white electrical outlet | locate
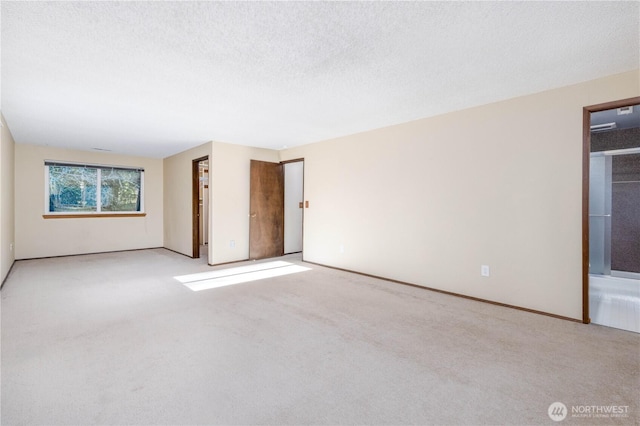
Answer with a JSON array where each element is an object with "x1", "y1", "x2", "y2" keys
[
  {"x1": 481, "y1": 265, "x2": 490, "y2": 277},
  {"x1": 230, "y1": 240, "x2": 235, "y2": 248},
  {"x1": 9, "y1": 243, "x2": 13, "y2": 251},
  {"x1": 339, "y1": 244, "x2": 344, "y2": 253}
]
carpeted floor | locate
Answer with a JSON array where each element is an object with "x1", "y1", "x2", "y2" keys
[{"x1": 1, "y1": 248, "x2": 638, "y2": 425}]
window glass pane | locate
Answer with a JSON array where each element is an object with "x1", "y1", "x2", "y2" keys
[
  {"x1": 100, "y1": 168, "x2": 141, "y2": 212},
  {"x1": 49, "y1": 166, "x2": 98, "y2": 212}
]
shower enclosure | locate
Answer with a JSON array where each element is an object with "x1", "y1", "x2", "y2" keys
[
  {"x1": 588, "y1": 103, "x2": 640, "y2": 333},
  {"x1": 589, "y1": 147, "x2": 640, "y2": 332}
]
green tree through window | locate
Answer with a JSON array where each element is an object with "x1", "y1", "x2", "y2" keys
[
  {"x1": 101, "y1": 169, "x2": 141, "y2": 212},
  {"x1": 46, "y1": 162, "x2": 143, "y2": 214},
  {"x1": 49, "y1": 166, "x2": 98, "y2": 212}
]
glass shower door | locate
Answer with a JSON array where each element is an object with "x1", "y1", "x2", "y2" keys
[{"x1": 589, "y1": 154, "x2": 612, "y2": 276}]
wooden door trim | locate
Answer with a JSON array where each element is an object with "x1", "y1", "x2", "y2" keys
[
  {"x1": 582, "y1": 96, "x2": 640, "y2": 324},
  {"x1": 281, "y1": 158, "x2": 305, "y2": 165},
  {"x1": 192, "y1": 156, "x2": 208, "y2": 259}
]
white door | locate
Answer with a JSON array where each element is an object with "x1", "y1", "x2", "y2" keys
[{"x1": 284, "y1": 162, "x2": 303, "y2": 254}]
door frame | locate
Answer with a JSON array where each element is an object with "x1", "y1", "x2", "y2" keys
[
  {"x1": 582, "y1": 96, "x2": 640, "y2": 324},
  {"x1": 192, "y1": 155, "x2": 209, "y2": 259}
]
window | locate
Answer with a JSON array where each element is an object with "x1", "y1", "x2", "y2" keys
[{"x1": 45, "y1": 161, "x2": 144, "y2": 216}]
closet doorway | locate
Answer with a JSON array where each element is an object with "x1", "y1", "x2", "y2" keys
[
  {"x1": 192, "y1": 156, "x2": 209, "y2": 260},
  {"x1": 248, "y1": 159, "x2": 304, "y2": 260}
]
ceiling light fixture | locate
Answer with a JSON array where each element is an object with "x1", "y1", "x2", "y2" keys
[{"x1": 590, "y1": 122, "x2": 617, "y2": 132}]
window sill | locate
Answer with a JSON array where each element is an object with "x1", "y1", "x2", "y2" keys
[{"x1": 43, "y1": 213, "x2": 147, "y2": 219}]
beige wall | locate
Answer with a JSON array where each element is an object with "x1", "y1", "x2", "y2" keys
[
  {"x1": 14, "y1": 144, "x2": 163, "y2": 259},
  {"x1": 162, "y1": 141, "x2": 278, "y2": 265},
  {"x1": 210, "y1": 141, "x2": 279, "y2": 264},
  {"x1": 3, "y1": 69, "x2": 637, "y2": 319},
  {"x1": 280, "y1": 70, "x2": 640, "y2": 320},
  {"x1": 163, "y1": 142, "x2": 212, "y2": 260},
  {"x1": 1, "y1": 114, "x2": 16, "y2": 282}
]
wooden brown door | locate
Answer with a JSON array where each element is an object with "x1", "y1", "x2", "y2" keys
[{"x1": 249, "y1": 160, "x2": 284, "y2": 259}]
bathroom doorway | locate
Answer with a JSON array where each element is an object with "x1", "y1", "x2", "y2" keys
[{"x1": 586, "y1": 101, "x2": 640, "y2": 332}]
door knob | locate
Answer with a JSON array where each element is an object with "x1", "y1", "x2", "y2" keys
[{"x1": 250, "y1": 213, "x2": 257, "y2": 218}]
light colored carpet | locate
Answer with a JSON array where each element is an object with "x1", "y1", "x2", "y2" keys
[{"x1": 1, "y1": 249, "x2": 638, "y2": 425}]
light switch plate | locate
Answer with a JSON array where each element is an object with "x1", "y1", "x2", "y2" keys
[{"x1": 481, "y1": 265, "x2": 490, "y2": 277}]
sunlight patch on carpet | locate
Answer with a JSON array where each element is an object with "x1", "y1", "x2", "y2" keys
[{"x1": 175, "y1": 261, "x2": 311, "y2": 291}]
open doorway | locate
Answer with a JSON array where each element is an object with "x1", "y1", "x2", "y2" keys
[
  {"x1": 248, "y1": 159, "x2": 304, "y2": 260},
  {"x1": 583, "y1": 97, "x2": 640, "y2": 332},
  {"x1": 192, "y1": 156, "x2": 209, "y2": 260}
]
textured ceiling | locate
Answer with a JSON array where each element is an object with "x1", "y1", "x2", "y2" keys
[{"x1": 1, "y1": 1, "x2": 639, "y2": 158}]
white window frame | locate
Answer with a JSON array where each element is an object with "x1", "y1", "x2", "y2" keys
[{"x1": 44, "y1": 161, "x2": 145, "y2": 216}]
